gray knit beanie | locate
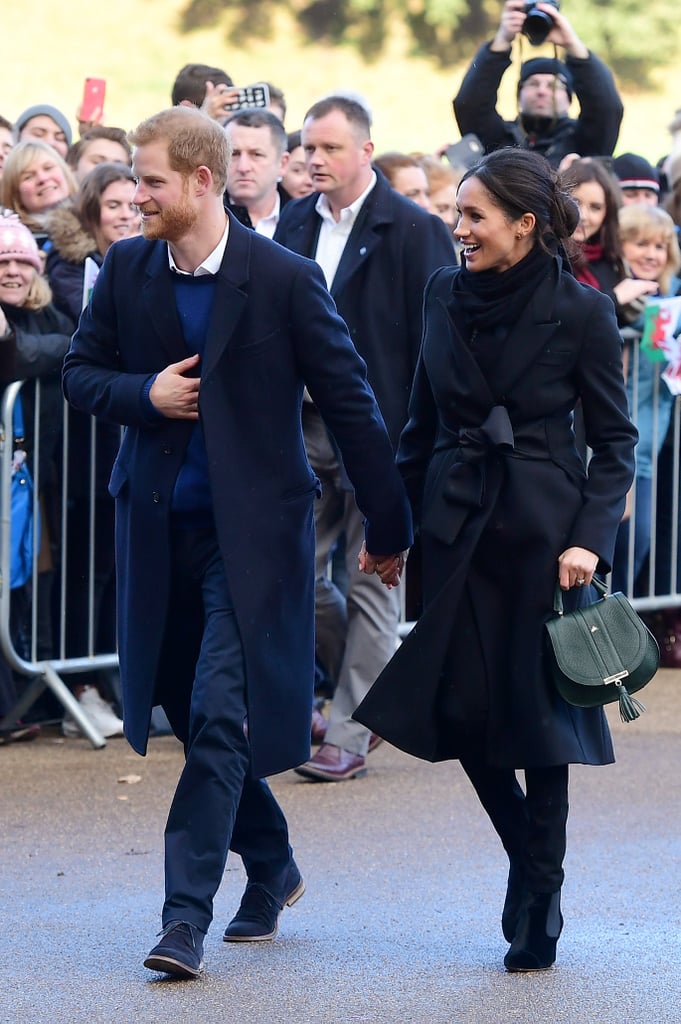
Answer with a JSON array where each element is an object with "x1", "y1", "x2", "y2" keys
[{"x1": 14, "y1": 104, "x2": 72, "y2": 146}]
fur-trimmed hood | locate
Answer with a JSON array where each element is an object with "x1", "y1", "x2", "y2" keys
[{"x1": 45, "y1": 203, "x2": 97, "y2": 265}]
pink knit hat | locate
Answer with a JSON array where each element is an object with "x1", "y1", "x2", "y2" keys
[{"x1": 0, "y1": 214, "x2": 42, "y2": 272}]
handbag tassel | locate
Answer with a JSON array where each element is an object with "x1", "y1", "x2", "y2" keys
[{"x1": 616, "y1": 682, "x2": 646, "y2": 723}]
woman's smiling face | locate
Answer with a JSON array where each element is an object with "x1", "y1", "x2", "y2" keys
[
  {"x1": 454, "y1": 175, "x2": 534, "y2": 273},
  {"x1": 571, "y1": 180, "x2": 607, "y2": 244},
  {"x1": 0, "y1": 258, "x2": 34, "y2": 307},
  {"x1": 18, "y1": 153, "x2": 71, "y2": 213},
  {"x1": 622, "y1": 233, "x2": 668, "y2": 282}
]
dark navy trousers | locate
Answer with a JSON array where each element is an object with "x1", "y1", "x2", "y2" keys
[{"x1": 157, "y1": 528, "x2": 292, "y2": 934}]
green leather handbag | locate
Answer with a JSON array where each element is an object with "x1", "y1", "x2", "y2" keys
[{"x1": 545, "y1": 577, "x2": 659, "y2": 722}]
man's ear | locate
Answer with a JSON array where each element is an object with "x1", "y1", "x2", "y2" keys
[
  {"x1": 278, "y1": 151, "x2": 290, "y2": 180},
  {"x1": 362, "y1": 139, "x2": 374, "y2": 165},
  {"x1": 194, "y1": 164, "x2": 213, "y2": 195}
]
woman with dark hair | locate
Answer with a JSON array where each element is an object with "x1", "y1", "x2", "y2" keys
[
  {"x1": 560, "y1": 157, "x2": 624, "y2": 294},
  {"x1": 45, "y1": 161, "x2": 139, "y2": 321},
  {"x1": 560, "y1": 157, "x2": 657, "y2": 319},
  {"x1": 356, "y1": 148, "x2": 637, "y2": 972},
  {"x1": 281, "y1": 130, "x2": 314, "y2": 199}
]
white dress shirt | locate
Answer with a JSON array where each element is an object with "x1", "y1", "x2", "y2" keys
[{"x1": 313, "y1": 172, "x2": 377, "y2": 289}]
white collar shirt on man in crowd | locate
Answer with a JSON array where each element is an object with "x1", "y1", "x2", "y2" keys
[
  {"x1": 313, "y1": 171, "x2": 376, "y2": 289},
  {"x1": 254, "y1": 191, "x2": 281, "y2": 239}
]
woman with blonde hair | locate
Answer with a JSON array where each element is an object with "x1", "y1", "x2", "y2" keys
[
  {"x1": 612, "y1": 203, "x2": 681, "y2": 594},
  {"x1": 1, "y1": 140, "x2": 77, "y2": 243}
]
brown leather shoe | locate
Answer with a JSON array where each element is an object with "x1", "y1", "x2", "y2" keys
[
  {"x1": 311, "y1": 707, "x2": 328, "y2": 744},
  {"x1": 295, "y1": 743, "x2": 367, "y2": 782}
]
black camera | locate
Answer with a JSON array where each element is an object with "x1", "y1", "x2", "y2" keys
[{"x1": 522, "y1": 0, "x2": 560, "y2": 46}]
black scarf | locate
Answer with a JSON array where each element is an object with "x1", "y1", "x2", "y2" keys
[{"x1": 451, "y1": 244, "x2": 555, "y2": 334}]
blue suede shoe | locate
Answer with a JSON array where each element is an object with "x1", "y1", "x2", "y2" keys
[
  {"x1": 144, "y1": 921, "x2": 204, "y2": 978},
  {"x1": 223, "y1": 860, "x2": 305, "y2": 942}
]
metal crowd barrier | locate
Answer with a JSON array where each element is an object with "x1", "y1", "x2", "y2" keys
[
  {"x1": 0, "y1": 380, "x2": 119, "y2": 748},
  {"x1": 2, "y1": 355, "x2": 680, "y2": 742}
]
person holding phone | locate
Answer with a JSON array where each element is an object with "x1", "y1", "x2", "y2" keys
[{"x1": 453, "y1": 0, "x2": 623, "y2": 168}]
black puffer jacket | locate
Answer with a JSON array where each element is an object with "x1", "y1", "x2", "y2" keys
[
  {"x1": 453, "y1": 44, "x2": 623, "y2": 168},
  {"x1": 44, "y1": 203, "x2": 102, "y2": 325}
]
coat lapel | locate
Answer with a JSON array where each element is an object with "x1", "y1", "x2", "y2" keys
[
  {"x1": 331, "y1": 174, "x2": 392, "y2": 300},
  {"x1": 438, "y1": 294, "x2": 496, "y2": 411},
  {"x1": 277, "y1": 197, "x2": 321, "y2": 258},
  {"x1": 142, "y1": 242, "x2": 186, "y2": 365},
  {"x1": 202, "y1": 213, "x2": 249, "y2": 380}
]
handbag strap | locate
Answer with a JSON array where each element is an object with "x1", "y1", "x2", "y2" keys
[{"x1": 553, "y1": 575, "x2": 608, "y2": 615}]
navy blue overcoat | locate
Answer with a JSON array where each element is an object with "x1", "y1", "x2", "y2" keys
[{"x1": 63, "y1": 215, "x2": 413, "y2": 777}]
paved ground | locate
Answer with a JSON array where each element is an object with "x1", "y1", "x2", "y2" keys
[{"x1": 2, "y1": 671, "x2": 680, "y2": 1024}]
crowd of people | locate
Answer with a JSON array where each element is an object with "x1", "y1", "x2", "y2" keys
[{"x1": 1, "y1": 0, "x2": 681, "y2": 979}]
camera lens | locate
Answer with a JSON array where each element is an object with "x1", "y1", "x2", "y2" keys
[{"x1": 522, "y1": 2, "x2": 558, "y2": 46}]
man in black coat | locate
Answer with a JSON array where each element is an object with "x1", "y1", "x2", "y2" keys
[
  {"x1": 62, "y1": 105, "x2": 412, "y2": 979},
  {"x1": 274, "y1": 95, "x2": 456, "y2": 782},
  {"x1": 453, "y1": 0, "x2": 623, "y2": 169}
]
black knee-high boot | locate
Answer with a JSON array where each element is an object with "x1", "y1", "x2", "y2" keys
[
  {"x1": 504, "y1": 765, "x2": 569, "y2": 972},
  {"x1": 459, "y1": 755, "x2": 529, "y2": 942}
]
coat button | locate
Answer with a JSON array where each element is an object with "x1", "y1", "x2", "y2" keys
[
  {"x1": 162, "y1": 445, "x2": 173, "y2": 455},
  {"x1": 152, "y1": 491, "x2": 161, "y2": 503}
]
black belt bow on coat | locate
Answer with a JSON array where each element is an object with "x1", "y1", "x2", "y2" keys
[{"x1": 422, "y1": 404, "x2": 515, "y2": 546}]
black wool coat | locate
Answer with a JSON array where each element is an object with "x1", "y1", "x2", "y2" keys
[
  {"x1": 355, "y1": 259, "x2": 638, "y2": 768},
  {"x1": 62, "y1": 214, "x2": 413, "y2": 777}
]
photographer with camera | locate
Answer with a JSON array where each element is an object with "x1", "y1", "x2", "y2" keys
[{"x1": 453, "y1": 0, "x2": 623, "y2": 169}]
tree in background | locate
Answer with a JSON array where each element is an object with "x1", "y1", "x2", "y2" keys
[{"x1": 179, "y1": 0, "x2": 679, "y2": 88}]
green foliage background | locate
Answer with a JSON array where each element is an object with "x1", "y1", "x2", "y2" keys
[
  {"x1": 2, "y1": 0, "x2": 680, "y2": 160},
  {"x1": 178, "y1": 0, "x2": 681, "y2": 88}
]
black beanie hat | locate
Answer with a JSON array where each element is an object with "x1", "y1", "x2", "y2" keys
[
  {"x1": 518, "y1": 58, "x2": 574, "y2": 101},
  {"x1": 612, "y1": 152, "x2": 660, "y2": 193}
]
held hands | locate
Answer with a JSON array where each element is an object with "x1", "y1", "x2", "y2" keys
[
  {"x1": 557, "y1": 546, "x2": 599, "y2": 590},
  {"x1": 149, "y1": 353, "x2": 201, "y2": 420},
  {"x1": 358, "y1": 542, "x2": 408, "y2": 589}
]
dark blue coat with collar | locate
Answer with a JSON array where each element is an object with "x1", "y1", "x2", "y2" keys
[
  {"x1": 274, "y1": 169, "x2": 457, "y2": 450},
  {"x1": 62, "y1": 213, "x2": 413, "y2": 777}
]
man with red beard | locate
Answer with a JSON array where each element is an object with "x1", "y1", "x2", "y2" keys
[{"x1": 63, "y1": 105, "x2": 412, "y2": 979}]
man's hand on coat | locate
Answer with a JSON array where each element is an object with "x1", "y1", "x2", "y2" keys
[
  {"x1": 359, "y1": 543, "x2": 408, "y2": 588},
  {"x1": 149, "y1": 353, "x2": 201, "y2": 419}
]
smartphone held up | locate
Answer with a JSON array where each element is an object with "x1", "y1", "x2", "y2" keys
[{"x1": 80, "y1": 77, "x2": 106, "y2": 124}]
